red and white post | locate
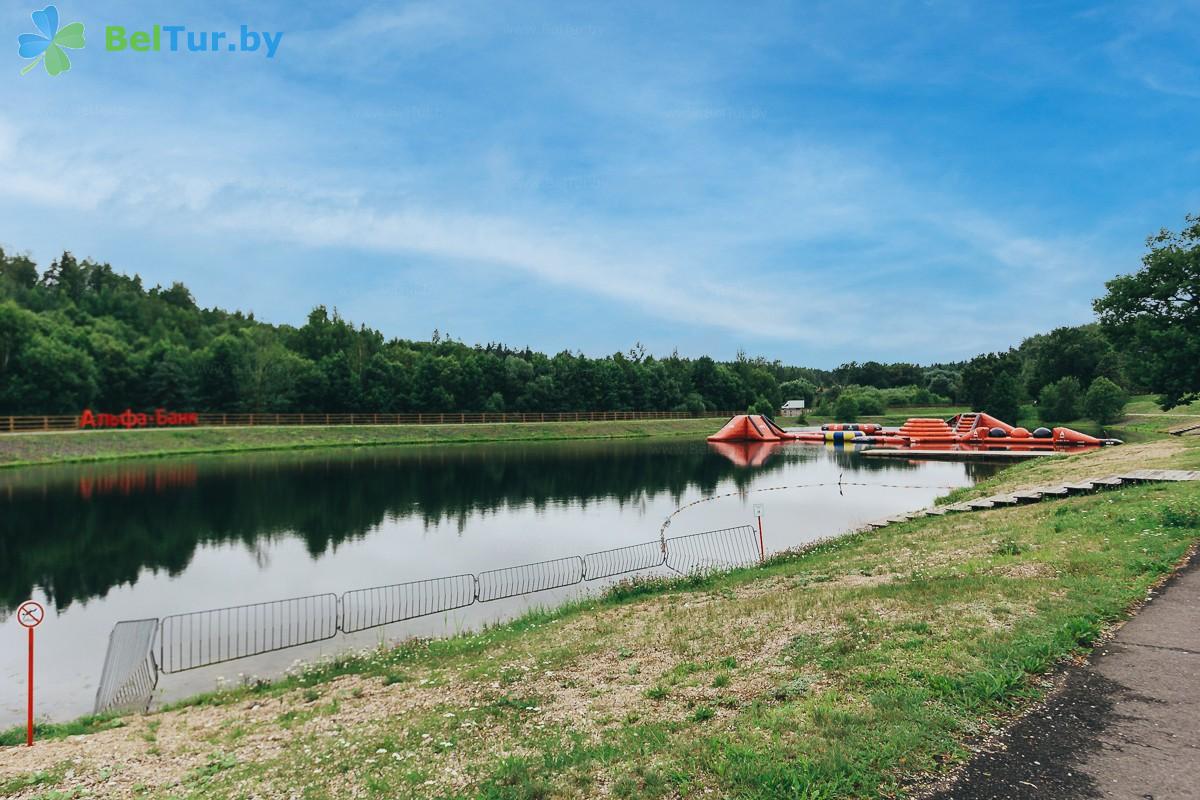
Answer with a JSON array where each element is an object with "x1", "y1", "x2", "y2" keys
[{"x1": 16, "y1": 600, "x2": 44, "y2": 747}]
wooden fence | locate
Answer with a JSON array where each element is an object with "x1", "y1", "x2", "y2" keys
[{"x1": 0, "y1": 410, "x2": 738, "y2": 434}]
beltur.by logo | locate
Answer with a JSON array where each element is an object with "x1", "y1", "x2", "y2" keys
[
  {"x1": 17, "y1": 5, "x2": 85, "y2": 76},
  {"x1": 15, "y1": 5, "x2": 284, "y2": 76},
  {"x1": 106, "y1": 24, "x2": 283, "y2": 58}
]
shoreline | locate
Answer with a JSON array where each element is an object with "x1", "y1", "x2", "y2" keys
[{"x1": 0, "y1": 417, "x2": 727, "y2": 470}]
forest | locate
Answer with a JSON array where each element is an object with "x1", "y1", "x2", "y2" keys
[
  {"x1": 0, "y1": 249, "x2": 827, "y2": 416},
  {"x1": 0, "y1": 215, "x2": 1195, "y2": 420}
]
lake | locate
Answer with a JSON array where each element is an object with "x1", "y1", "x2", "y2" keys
[{"x1": 0, "y1": 437, "x2": 1003, "y2": 726}]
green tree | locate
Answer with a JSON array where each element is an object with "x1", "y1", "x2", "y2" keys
[
  {"x1": 1094, "y1": 215, "x2": 1200, "y2": 409},
  {"x1": 1037, "y1": 382, "x2": 1060, "y2": 423},
  {"x1": 884, "y1": 362, "x2": 923, "y2": 388},
  {"x1": 144, "y1": 345, "x2": 197, "y2": 408},
  {"x1": 924, "y1": 368, "x2": 960, "y2": 400},
  {"x1": 0, "y1": 301, "x2": 36, "y2": 392},
  {"x1": 0, "y1": 250, "x2": 38, "y2": 290},
  {"x1": 987, "y1": 372, "x2": 1022, "y2": 423},
  {"x1": 197, "y1": 334, "x2": 247, "y2": 411},
  {"x1": 85, "y1": 328, "x2": 140, "y2": 409},
  {"x1": 39, "y1": 252, "x2": 86, "y2": 303},
  {"x1": 675, "y1": 392, "x2": 707, "y2": 415},
  {"x1": 834, "y1": 394, "x2": 859, "y2": 422},
  {"x1": 360, "y1": 352, "x2": 411, "y2": 412},
  {"x1": 1021, "y1": 325, "x2": 1121, "y2": 397},
  {"x1": 644, "y1": 361, "x2": 683, "y2": 410},
  {"x1": 155, "y1": 281, "x2": 196, "y2": 310},
  {"x1": 748, "y1": 396, "x2": 775, "y2": 416},
  {"x1": 1084, "y1": 376, "x2": 1128, "y2": 425},
  {"x1": 6, "y1": 334, "x2": 98, "y2": 412},
  {"x1": 778, "y1": 378, "x2": 816, "y2": 407},
  {"x1": 239, "y1": 329, "x2": 308, "y2": 412},
  {"x1": 842, "y1": 386, "x2": 886, "y2": 415},
  {"x1": 318, "y1": 351, "x2": 358, "y2": 412},
  {"x1": 519, "y1": 374, "x2": 558, "y2": 411},
  {"x1": 1038, "y1": 376, "x2": 1082, "y2": 423},
  {"x1": 503, "y1": 355, "x2": 534, "y2": 399},
  {"x1": 961, "y1": 352, "x2": 1023, "y2": 419}
]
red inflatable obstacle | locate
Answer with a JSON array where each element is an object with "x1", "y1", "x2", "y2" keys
[
  {"x1": 707, "y1": 411, "x2": 1121, "y2": 448},
  {"x1": 1053, "y1": 427, "x2": 1106, "y2": 446},
  {"x1": 707, "y1": 414, "x2": 797, "y2": 442}
]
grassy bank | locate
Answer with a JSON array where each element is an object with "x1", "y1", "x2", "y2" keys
[
  {"x1": 2, "y1": 440, "x2": 1197, "y2": 799},
  {"x1": 5, "y1": 394, "x2": 1190, "y2": 470},
  {"x1": 806, "y1": 405, "x2": 969, "y2": 426},
  {"x1": 0, "y1": 418, "x2": 726, "y2": 469}
]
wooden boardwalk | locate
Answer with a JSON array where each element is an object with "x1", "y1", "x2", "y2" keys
[{"x1": 858, "y1": 469, "x2": 1200, "y2": 531}]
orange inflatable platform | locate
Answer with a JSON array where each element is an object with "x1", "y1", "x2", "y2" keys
[
  {"x1": 707, "y1": 412, "x2": 1120, "y2": 448},
  {"x1": 897, "y1": 418, "x2": 957, "y2": 443},
  {"x1": 707, "y1": 414, "x2": 797, "y2": 442}
]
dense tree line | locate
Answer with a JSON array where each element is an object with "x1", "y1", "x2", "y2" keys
[
  {"x1": 2, "y1": 213, "x2": 1195, "y2": 418},
  {"x1": 0, "y1": 249, "x2": 828, "y2": 415}
]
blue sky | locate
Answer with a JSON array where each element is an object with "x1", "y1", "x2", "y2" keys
[{"x1": 2, "y1": 1, "x2": 1198, "y2": 366}]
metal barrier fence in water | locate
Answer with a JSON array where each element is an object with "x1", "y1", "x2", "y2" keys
[
  {"x1": 341, "y1": 575, "x2": 477, "y2": 634},
  {"x1": 583, "y1": 540, "x2": 666, "y2": 581},
  {"x1": 159, "y1": 594, "x2": 340, "y2": 673},
  {"x1": 477, "y1": 556, "x2": 586, "y2": 602},
  {"x1": 664, "y1": 526, "x2": 761, "y2": 574},
  {"x1": 94, "y1": 619, "x2": 160, "y2": 715},
  {"x1": 94, "y1": 525, "x2": 759, "y2": 714}
]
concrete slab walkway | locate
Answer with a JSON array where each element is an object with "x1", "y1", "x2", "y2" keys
[{"x1": 927, "y1": 550, "x2": 1200, "y2": 799}]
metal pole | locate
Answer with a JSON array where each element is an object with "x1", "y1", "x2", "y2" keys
[
  {"x1": 27, "y1": 626, "x2": 34, "y2": 746},
  {"x1": 756, "y1": 515, "x2": 765, "y2": 562}
]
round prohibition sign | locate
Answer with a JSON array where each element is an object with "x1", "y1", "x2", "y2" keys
[{"x1": 17, "y1": 601, "x2": 44, "y2": 629}]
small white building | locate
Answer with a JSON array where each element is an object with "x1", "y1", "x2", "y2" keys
[{"x1": 780, "y1": 399, "x2": 806, "y2": 417}]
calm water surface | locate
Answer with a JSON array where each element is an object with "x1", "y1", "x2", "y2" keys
[{"x1": 0, "y1": 437, "x2": 1003, "y2": 725}]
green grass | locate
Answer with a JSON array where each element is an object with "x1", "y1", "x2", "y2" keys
[
  {"x1": 0, "y1": 417, "x2": 725, "y2": 469},
  {"x1": 0, "y1": 714, "x2": 124, "y2": 748},
  {"x1": 6, "y1": 455, "x2": 1196, "y2": 799},
  {"x1": 0, "y1": 765, "x2": 68, "y2": 797},
  {"x1": 1123, "y1": 394, "x2": 1200, "y2": 416}
]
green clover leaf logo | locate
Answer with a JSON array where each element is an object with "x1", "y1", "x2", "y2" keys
[{"x1": 18, "y1": 5, "x2": 85, "y2": 76}]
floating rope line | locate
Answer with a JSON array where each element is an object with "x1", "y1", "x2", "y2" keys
[{"x1": 657, "y1": 474, "x2": 964, "y2": 545}]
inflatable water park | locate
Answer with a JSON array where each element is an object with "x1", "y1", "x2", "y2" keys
[{"x1": 708, "y1": 412, "x2": 1121, "y2": 457}]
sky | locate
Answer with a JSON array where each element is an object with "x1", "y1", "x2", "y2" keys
[{"x1": 2, "y1": 1, "x2": 1198, "y2": 367}]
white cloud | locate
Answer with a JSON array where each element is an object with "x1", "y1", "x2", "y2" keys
[
  {"x1": 0, "y1": 97, "x2": 1117, "y2": 357},
  {"x1": 0, "y1": 0, "x2": 1152, "y2": 362}
]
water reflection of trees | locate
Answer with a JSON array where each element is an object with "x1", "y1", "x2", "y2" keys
[{"x1": 0, "y1": 441, "x2": 790, "y2": 612}]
